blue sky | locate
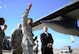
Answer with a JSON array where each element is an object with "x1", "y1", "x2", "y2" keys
[{"x1": 0, "y1": 0, "x2": 79, "y2": 49}]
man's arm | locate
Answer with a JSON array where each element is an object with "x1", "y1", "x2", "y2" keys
[
  {"x1": 47, "y1": 33, "x2": 54, "y2": 48},
  {"x1": 11, "y1": 31, "x2": 15, "y2": 49},
  {"x1": 40, "y1": 34, "x2": 46, "y2": 44},
  {"x1": 22, "y1": 2, "x2": 32, "y2": 26},
  {"x1": 27, "y1": 1, "x2": 32, "y2": 10},
  {"x1": 11, "y1": 33, "x2": 14, "y2": 48}
]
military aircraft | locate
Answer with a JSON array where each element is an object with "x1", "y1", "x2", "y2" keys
[{"x1": 32, "y1": 0, "x2": 79, "y2": 38}]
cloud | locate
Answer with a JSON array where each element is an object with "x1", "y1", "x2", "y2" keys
[
  {"x1": 0, "y1": 1, "x2": 6, "y2": 9},
  {"x1": 0, "y1": 1, "x2": 2, "y2": 9},
  {"x1": 0, "y1": 6, "x2": 2, "y2": 9}
]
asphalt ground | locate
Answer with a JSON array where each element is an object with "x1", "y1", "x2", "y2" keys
[{"x1": 3, "y1": 49, "x2": 79, "y2": 54}]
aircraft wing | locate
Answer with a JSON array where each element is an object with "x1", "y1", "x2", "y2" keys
[{"x1": 32, "y1": 1, "x2": 79, "y2": 36}]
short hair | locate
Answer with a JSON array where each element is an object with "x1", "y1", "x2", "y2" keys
[
  {"x1": 33, "y1": 36, "x2": 37, "y2": 41},
  {"x1": 35, "y1": 36, "x2": 37, "y2": 39},
  {"x1": 0, "y1": 17, "x2": 5, "y2": 25},
  {"x1": 28, "y1": 18, "x2": 33, "y2": 21},
  {"x1": 0, "y1": 17, "x2": 5, "y2": 22},
  {"x1": 4, "y1": 24, "x2": 7, "y2": 28},
  {"x1": 17, "y1": 23, "x2": 22, "y2": 28}
]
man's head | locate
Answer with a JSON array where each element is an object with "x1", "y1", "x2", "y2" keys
[
  {"x1": 0, "y1": 17, "x2": 5, "y2": 25},
  {"x1": 17, "y1": 24, "x2": 22, "y2": 29},
  {"x1": 1, "y1": 24, "x2": 7, "y2": 31},
  {"x1": 43, "y1": 26, "x2": 48, "y2": 32},
  {"x1": 33, "y1": 36, "x2": 37, "y2": 41},
  {"x1": 27, "y1": 18, "x2": 33, "y2": 26}
]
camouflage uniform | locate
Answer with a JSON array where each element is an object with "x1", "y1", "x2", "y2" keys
[
  {"x1": 11, "y1": 29, "x2": 23, "y2": 54},
  {"x1": 22, "y1": 9, "x2": 33, "y2": 54},
  {"x1": 0, "y1": 28, "x2": 5, "y2": 54}
]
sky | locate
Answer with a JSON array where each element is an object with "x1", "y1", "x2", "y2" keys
[{"x1": 0, "y1": 0, "x2": 79, "y2": 49}]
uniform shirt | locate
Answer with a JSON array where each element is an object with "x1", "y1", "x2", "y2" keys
[
  {"x1": 22, "y1": 9, "x2": 33, "y2": 47},
  {"x1": 0, "y1": 28, "x2": 5, "y2": 43},
  {"x1": 11, "y1": 29, "x2": 23, "y2": 48}
]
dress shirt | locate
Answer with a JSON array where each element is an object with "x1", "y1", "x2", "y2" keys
[{"x1": 45, "y1": 32, "x2": 48, "y2": 37}]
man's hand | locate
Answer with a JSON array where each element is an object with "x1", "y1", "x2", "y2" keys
[
  {"x1": 47, "y1": 43, "x2": 52, "y2": 48},
  {"x1": 28, "y1": 1, "x2": 32, "y2": 10}
]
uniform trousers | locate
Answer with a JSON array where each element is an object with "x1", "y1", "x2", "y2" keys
[
  {"x1": 23, "y1": 46, "x2": 33, "y2": 54},
  {"x1": 12, "y1": 45, "x2": 22, "y2": 54}
]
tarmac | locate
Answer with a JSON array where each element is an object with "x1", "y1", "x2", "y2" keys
[{"x1": 3, "y1": 49, "x2": 79, "y2": 54}]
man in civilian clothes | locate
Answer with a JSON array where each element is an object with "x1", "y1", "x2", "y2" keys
[{"x1": 40, "y1": 26, "x2": 54, "y2": 54}]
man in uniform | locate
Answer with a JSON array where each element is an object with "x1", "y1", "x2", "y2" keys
[
  {"x1": 21, "y1": 1, "x2": 34, "y2": 54},
  {"x1": 1, "y1": 24, "x2": 8, "y2": 50},
  {"x1": 11, "y1": 24, "x2": 23, "y2": 54},
  {"x1": 0, "y1": 18, "x2": 5, "y2": 54}
]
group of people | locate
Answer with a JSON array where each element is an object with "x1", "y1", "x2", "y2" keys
[{"x1": 0, "y1": 1, "x2": 54, "y2": 54}]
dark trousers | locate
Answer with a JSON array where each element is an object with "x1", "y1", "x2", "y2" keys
[
  {"x1": 0, "y1": 43, "x2": 3, "y2": 54},
  {"x1": 41, "y1": 47, "x2": 53, "y2": 54}
]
